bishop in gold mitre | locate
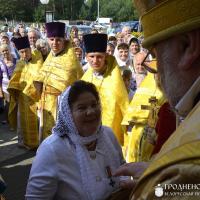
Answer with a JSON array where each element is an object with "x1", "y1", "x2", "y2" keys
[{"x1": 110, "y1": 0, "x2": 200, "y2": 199}]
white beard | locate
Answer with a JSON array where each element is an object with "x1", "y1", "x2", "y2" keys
[{"x1": 158, "y1": 44, "x2": 185, "y2": 108}]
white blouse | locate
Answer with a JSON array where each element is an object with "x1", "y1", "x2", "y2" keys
[{"x1": 25, "y1": 126, "x2": 125, "y2": 200}]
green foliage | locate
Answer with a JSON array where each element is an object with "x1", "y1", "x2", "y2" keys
[
  {"x1": 0, "y1": 0, "x2": 138, "y2": 22},
  {"x1": 80, "y1": 0, "x2": 138, "y2": 22},
  {"x1": 100, "y1": 0, "x2": 137, "y2": 21},
  {"x1": 33, "y1": 5, "x2": 45, "y2": 23},
  {"x1": 0, "y1": 0, "x2": 34, "y2": 22},
  {"x1": 0, "y1": 0, "x2": 18, "y2": 21},
  {"x1": 79, "y1": 4, "x2": 90, "y2": 20}
]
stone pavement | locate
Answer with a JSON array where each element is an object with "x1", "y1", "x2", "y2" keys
[{"x1": 0, "y1": 111, "x2": 35, "y2": 200}]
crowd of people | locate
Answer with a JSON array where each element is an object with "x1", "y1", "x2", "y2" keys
[
  {"x1": 0, "y1": 20, "x2": 150, "y2": 149},
  {"x1": 1, "y1": 0, "x2": 200, "y2": 198}
]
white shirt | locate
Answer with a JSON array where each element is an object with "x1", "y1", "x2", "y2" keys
[{"x1": 25, "y1": 126, "x2": 124, "y2": 200}]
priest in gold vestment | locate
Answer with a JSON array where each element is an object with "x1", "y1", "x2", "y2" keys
[
  {"x1": 81, "y1": 33, "x2": 129, "y2": 145},
  {"x1": 34, "y1": 22, "x2": 83, "y2": 141},
  {"x1": 122, "y1": 73, "x2": 164, "y2": 162},
  {"x1": 8, "y1": 36, "x2": 43, "y2": 149},
  {"x1": 111, "y1": 1, "x2": 200, "y2": 199}
]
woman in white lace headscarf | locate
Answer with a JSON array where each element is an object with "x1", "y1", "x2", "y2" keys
[{"x1": 26, "y1": 80, "x2": 125, "y2": 200}]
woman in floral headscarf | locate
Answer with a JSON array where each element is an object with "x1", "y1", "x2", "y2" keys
[{"x1": 26, "y1": 80, "x2": 125, "y2": 200}]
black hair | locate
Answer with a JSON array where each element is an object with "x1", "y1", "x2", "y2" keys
[
  {"x1": 122, "y1": 69, "x2": 132, "y2": 78},
  {"x1": 68, "y1": 80, "x2": 100, "y2": 108},
  {"x1": 107, "y1": 42, "x2": 115, "y2": 49},
  {"x1": 117, "y1": 43, "x2": 129, "y2": 50},
  {"x1": 108, "y1": 36, "x2": 117, "y2": 41},
  {"x1": 91, "y1": 28, "x2": 99, "y2": 34},
  {"x1": 129, "y1": 37, "x2": 139, "y2": 46},
  {"x1": 70, "y1": 26, "x2": 78, "y2": 32}
]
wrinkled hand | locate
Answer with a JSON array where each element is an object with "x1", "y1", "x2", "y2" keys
[
  {"x1": 113, "y1": 162, "x2": 149, "y2": 178},
  {"x1": 113, "y1": 162, "x2": 149, "y2": 189},
  {"x1": 119, "y1": 178, "x2": 137, "y2": 189}
]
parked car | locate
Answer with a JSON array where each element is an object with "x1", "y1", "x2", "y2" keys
[
  {"x1": 66, "y1": 25, "x2": 92, "y2": 37},
  {"x1": 120, "y1": 21, "x2": 139, "y2": 32},
  {"x1": 89, "y1": 22, "x2": 107, "y2": 33}
]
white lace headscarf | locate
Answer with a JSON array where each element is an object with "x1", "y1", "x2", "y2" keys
[
  {"x1": 114, "y1": 44, "x2": 131, "y2": 68},
  {"x1": 52, "y1": 86, "x2": 121, "y2": 200}
]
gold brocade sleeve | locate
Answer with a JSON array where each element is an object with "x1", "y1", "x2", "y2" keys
[
  {"x1": 7, "y1": 60, "x2": 25, "y2": 129},
  {"x1": 8, "y1": 52, "x2": 44, "y2": 129},
  {"x1": 122, "y1": 73, "x2": 164, "y2": 162},
  {"x1": 122, "y1": 73, "x2": 164, "y2": 125},
  {"x1": 22, "y1": 51, "x2": 44, "y2": 100},
  {"x1": 130, "y1": 100, "x2": 200, "y2": 199},
  {"x1": 7, "y1": 61, "x2": 24, "y2": 93},
  {"x1": 132, "y1": 162, "x2": 200, "y2": 200}
]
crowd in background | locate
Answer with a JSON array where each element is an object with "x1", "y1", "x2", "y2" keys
[{"x1": 0, "y1": 22, "x2": 150, "y2": 125}]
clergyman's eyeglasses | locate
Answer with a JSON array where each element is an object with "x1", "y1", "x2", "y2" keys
[{"x1": 141, "y1": 50, "x2": 158, "y2": 74}]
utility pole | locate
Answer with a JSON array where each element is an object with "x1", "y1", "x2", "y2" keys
[
  {"x1": 71, "y1": 0, "x2": 73, "y2": 20},
  {"x1": 97, "y1": 0, "x2": 99, "y2": 23}
]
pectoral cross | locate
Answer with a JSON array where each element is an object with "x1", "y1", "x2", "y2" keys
[
  {"x1": 109, "y1": 178, "x2": 115, "y2": 187},
  {"x1": 141, "y1": 96, "x2": 159, "y2": 128},
  {"x1": 106, "y1": 166, "x2": 116, "y2": 187}
]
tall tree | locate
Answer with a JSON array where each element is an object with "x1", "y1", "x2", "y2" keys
[
  {"x1": 33, "y1": 4, "x2": 45, "y2": 23},
  {"x1": 79, "y1": 0, "x2": 138, "y2": 22},
  {"x1": 0, "y1": 0, "x2": 34, "y2": 22},
  {"x1": 79, "y1": 0, "x2": 97, "y2": 21},
  {"x1": 0, "y1": 0, "x2": 18, "y2": 21},
  {"x1": 100, "y1": 0, "x2": 136, "y2": 21},
  {"x1": 0, "y1": 0, "x2": 138, "y2": 23}
]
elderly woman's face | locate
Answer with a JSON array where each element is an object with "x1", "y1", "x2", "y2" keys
[
  {"x1": 1, "y1": 47, "x2": 10, "y2": 58},
  {"x1": 71, "y1": 92, "x2": 101, "y2": 137},
  {"x1": 1, "y1": 36, "x2": 9, "y2": 45},
  {"x1": 28, "y1": 32, "x2": 38, "y2": 46},
  {"x1": 37, "y1": 44, "x2": 49, "y2": 56},
  {"x1": 118, "y1": 48, "x2": 129, "y2": 62},
  {"x1": 130, "y1": 42, "x2": 140, "y2": 55}
]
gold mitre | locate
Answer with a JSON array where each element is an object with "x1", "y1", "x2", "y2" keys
[{"x1": 134, "y1": 0, "x2": 200, "y2": 48}]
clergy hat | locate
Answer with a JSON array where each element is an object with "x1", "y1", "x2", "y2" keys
[
  {"x1": 45, "y1": 22, "x2": 65, "y2": 38},
  {"x1": 83, "y1": 33, "x2": 108, "y2": 53},
  {"x1": 12, "y1": 36, "x2": 30, "y2": 50},
  {"x1": 134, "y1": 0, "x2": 200, "y2": 48}
]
